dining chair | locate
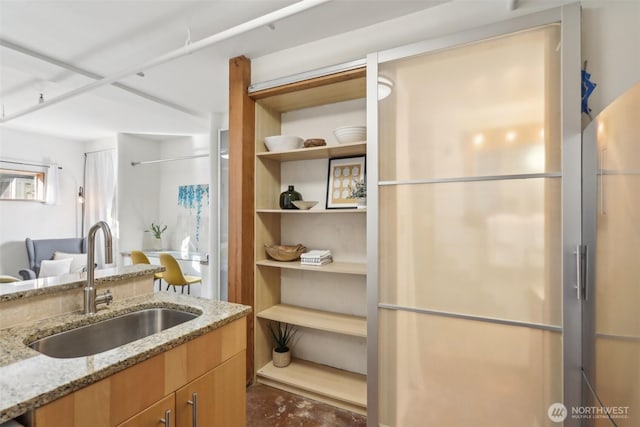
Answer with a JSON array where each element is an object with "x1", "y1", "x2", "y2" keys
[
  {"x1": 159, "y1": 253, "x2": 201, "y2": 295},
  {"x1": 130, "y1": 250, "x2": 164, "y2": 291}
]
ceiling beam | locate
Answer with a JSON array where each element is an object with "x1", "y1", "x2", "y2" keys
[
  {"x1": 0, "y1": 38, "x2": 205, "y2": 119},
  {"x1": 0, "y1": 0, "x2": 332, "y2": 124}
]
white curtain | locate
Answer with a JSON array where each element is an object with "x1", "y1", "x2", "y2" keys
[
  {"x1": 44, "y1": 163, "x2": 59, "y2": 205},
  {"x1": 84, "y1": 150, "x2": 117, "y2": 266}
]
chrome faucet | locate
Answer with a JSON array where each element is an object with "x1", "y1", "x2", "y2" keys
[{"x1": 84, "y1": 221, "x2": 114, "y2": 315}]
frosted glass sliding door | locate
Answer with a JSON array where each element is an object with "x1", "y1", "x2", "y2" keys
[
  {"x1": 370, "y1": 13, "x2": 581, "y2": 425},
  {"x1": 583, "y1": 82, "x2": 640, "y2": 427}
]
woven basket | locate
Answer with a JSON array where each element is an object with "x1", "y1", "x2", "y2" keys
[{"x1": 264, "y1": 244, "x2": 306, "y2": 262}]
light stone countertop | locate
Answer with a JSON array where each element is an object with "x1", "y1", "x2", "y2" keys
[
  {"x1": 0, "y1": 264, "x2": 165, "y2": 302},
  {"x1": 0, "y1": 292, "x2": 251, "y2": 423}
]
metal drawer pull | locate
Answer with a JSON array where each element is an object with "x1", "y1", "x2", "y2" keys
[
  {"x1": 187, "y1": 392, "x2": 198, "y2": 427},
  {"x1": 160, "y1": 409, "x2": 171, "y2": 427}
]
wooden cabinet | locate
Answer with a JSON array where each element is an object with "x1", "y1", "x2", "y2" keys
[
  {"x1": 32, "y1": 317, "x2": 246, "y2": 427},
  {"x1": 175, "y1": 352, "x2": 246, "y2": 427},
  {"x1": 117, "y1": 351, "x2": 246, "y2": 427},
  {"x1": 248, "y1": 67, "x2": 367, "y2": 415}
]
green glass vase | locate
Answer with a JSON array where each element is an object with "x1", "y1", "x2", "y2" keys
[{"x1": 279, "y1": 185, "x2": 302, "y2": 209}]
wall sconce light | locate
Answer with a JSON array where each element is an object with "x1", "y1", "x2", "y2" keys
[
  {"x1": 378, "y1": 76, "x2": 394, "y2": 100},
  {"x1": 77, "y1": 186, "x2": 84, "y2": 204}
]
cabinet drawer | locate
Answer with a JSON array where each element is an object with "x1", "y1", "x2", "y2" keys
[{"x1": 117, "y1": 394, "x2": 175, "y2": 427}]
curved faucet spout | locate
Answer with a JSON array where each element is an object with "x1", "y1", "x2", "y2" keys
[{"x1": 84, "y1": 221, "x2": 114, "y2": 315}]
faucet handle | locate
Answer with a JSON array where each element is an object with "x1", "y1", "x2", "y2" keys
[{"x1": 96, "y1": 289, "x2": 113, "y2": 307}]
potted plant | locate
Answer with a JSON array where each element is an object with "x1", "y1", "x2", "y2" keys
[
  {"x1": 348, "y1": 179, "x2": 367, "y2": 209},
  {"x1": 145, "y1": 223, "x2": 167, "y2": 250},
  {"x1": 269, "y1": 321, "x2": 296, "y2": 368}
]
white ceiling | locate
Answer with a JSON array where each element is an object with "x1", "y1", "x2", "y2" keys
[{"x1": 0, "y1": 0, "x2": 446, "y2": 141}]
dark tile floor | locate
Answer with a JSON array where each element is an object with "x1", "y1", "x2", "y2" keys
[{"x1": 246, "y1": 384, "x2": 367, "y2": 427}]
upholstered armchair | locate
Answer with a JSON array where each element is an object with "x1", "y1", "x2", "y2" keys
[{"x1": 19, "y1": 237, "x2": 86, "y2": 280}]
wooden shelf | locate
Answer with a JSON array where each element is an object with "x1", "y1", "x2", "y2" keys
[
  {"x1": 257, "y1": 359, "x2": 367, "y2": 414},
  {"x1": 256, "y1": 259, "x2": 366, "y2": 275},
  {"x1": 256, "y1": 141, "x2": 366, "y2": 162},
  {"x1": 250, "y1": 68, "x2": 366, "y2": 113},
  {"x1": 257, "y1": 304, "x2": 366, "y2": 337},
  {"x1": 256, "y1": 208, "x2": 365, "y2": 214}
]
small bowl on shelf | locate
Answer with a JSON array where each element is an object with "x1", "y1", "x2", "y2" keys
[
  {"x1": 303, "y1": 138, "x2": 326, "y2": 148},
  {"x1": 264, "y1": 135, "x2": 303, "y2": 152},
  {"x1": 264, "y1": 244, "x2": 307, "y2": 262},
  {"x1": 292, "y1": 200, "x2": 319, "y2": 210},
  {"x1": 333, "y1": 126, "x2": 366, "y2": 144}
]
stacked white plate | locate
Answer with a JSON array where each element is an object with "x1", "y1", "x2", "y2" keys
[{"x1": 333, "y1": 126, "x2": 366, "y2": 144}]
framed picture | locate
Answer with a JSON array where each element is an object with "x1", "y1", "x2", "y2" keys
[{"x1": 326, "y1": 155, "x2": 366, "y2": 209}]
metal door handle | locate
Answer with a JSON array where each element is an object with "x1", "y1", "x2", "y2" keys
[
  {"x1": 187, "y1": 392, "x2": 198, "y2": 427},
  {"x1": 575, "y1": 244, "x2": 585, "y2": 300},
  {"x1": 600, "y1": 148, "x2": 607, "y2": 215},
  {"x1": 160, "y1": 409, "x2": 171, "y2": 427}
]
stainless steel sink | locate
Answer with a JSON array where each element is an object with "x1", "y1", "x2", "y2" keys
[{"x1": 28, "y1": 307, "x2": 199, "y2": 358}]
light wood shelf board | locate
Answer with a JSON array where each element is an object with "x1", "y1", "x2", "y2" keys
[
  {"x1": 256, "y1": 359, "x2": 367, "y2": 412},
  {"x1": 256, "y1": 259, "x2": 366, "y2": 275},
  {"x1": 250, "y1": 69, "x2": 366, "y2": 113},
  {"x1": 250, "y1": 68, "x2": 365, "y2": 99},
  {"x1": 256, "y1": 141, "x2": 366, "y2": 162},
  {"x1": 256, "y1": 208, "x2": 365, "y2": 214},
  {"x1": 257, "y1": 304, "x2": 366, "y2": 337}
]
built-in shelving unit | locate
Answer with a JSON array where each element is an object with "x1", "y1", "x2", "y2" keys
[{"x1": 250, "y1": 66, "x2": 367, "y2": 413}]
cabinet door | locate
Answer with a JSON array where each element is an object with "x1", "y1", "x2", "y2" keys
[
  {"x1": 117, "y1": 394, "x2": 175, "y2": 427},
  {"x1": 175, "y1": 351, "x2": 246, "y2": 427}
]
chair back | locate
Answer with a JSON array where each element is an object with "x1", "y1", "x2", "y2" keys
[
  {"x1": 131, "y1": 250, "x2": 151, "y2": 265},
  {"x1": 159, "y1": 253, "x2": 187, "y2": 285},
  {"x1": 25, "y1": 237, "x2": 85, "y2": 276}
]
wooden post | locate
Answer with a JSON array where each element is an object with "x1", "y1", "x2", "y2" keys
[{"x1": 228, "y1": 55, "x2": 255, "y2": 385}]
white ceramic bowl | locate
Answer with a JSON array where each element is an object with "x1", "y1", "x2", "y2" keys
[
  {"x1": 292, "y1": 200, "x2": 319, "y2": 210},
  {"x1": 333, "y1": 126, "x2": 366, "y2": 144},
  {"x1": 264, "y1": 135, "x2": 303, "y2": 152}
]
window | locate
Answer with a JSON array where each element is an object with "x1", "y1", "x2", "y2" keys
[{"x1": 0, "y1": 168, "x2": 46, "y2": 201}]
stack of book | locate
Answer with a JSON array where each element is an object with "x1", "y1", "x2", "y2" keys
[{"x1": 300, "y1": 249, "x2": 333, "y2": 266}]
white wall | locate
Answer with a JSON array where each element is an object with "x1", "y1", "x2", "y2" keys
[
  {"x1": 158, "y1": 135, "x2": 210, "y2": 252},
  {"x1": 116, "y1": 133, "x2": 161, "y2": 257},
  {"x1": 84, "y1": 136, "x2": 116, "y2": 154},
  {"x1": 0, "y1": 127, "x2": 84, "y2": 276},
  {"x1": 582, "y1": 1, "x2": 640, "y2": 120}
]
